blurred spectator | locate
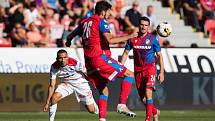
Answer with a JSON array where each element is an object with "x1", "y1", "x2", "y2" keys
[
  {"x1": 162, "y1": 39, "x2": 175, "y2": 48},
  {"x1": 190, "y1": 43, "x2": 199, "y2": 47},
  {"x1": 0, "y1": 6, "x2": 10, "y2": 34},
  {"x1": 182, "y1": 0, "x2": 203, "y2": 32},
  {"x1": 24, "y1": 1, "x2": 40, "y2": 27},
  {"x1": 9, "y1": 3, "x2": 26, "y2": 30},
  {"x1": 168, "y1": 0, "x2": 183, "y2": 14},
  {"x1": 108, "y1": 11, "x2": 120, "y2": 36},
  {"x1": 200, "y1": 0, "x2": 215, "y2": 19},
  {"x1": 143, "y1": 5, "x2": 157, "y2": 32},
  {"x1": 45, "y1": 0, "x2": 58, "y2": 10},
  {"x1": 204, "y1": 19, "x2": 215, "y2": 44},
  {"x1": 26, "y1": 22, "x2": 44, "y2": 47},
  {"x1": 124, "y1": 0, "x2": 141, "y2": 33},
  {"x1": 11, "y1": 22, "x2": 28, "y2": 47}
]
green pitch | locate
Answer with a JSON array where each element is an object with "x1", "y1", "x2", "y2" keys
[{"x1": 0, "y1": 110, "x2": 215, "y2": 121}]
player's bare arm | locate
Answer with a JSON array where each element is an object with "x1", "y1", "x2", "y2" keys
[
  {"x1": 103, "y1": 32, "x2": 138, "y2": 44},
  {"x1": 43, "y1": 79, "x2": 56, "y2": 112},
  {"x1": 156, "y1": 51, "x2": 164, "y2": 83},
  {"x1": 121, "y1": 49, "x2": 130, "y2": 65}
]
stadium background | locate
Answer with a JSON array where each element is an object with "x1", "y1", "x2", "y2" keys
[{"x1": 0, "y1": 48, "x2": 214, "y2": 112}]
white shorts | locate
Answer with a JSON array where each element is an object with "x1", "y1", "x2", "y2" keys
[{"x1": 55, "y1": 78, "x2": 94, "y2": 105}]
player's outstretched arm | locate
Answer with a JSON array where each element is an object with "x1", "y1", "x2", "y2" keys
[
  {"x1": 156, "y1": 51, "x2": 164, "y2": 83},
  {"x1": 103, "y1": 32, "x2": 138, "y2": 44},
  {"x1": 121, "y1": 49, "x2": 130, "y2": 65},
  {"x1": 65, "y1": 25, "x2": 82, "y2": 47},
  {"x1": 43, "y1": 79, "x2": 56, "y2": 112}
]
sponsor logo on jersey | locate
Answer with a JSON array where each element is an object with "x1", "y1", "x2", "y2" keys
[{"x1": 133, "y1": 45, "x2": 151, "y2": 49}]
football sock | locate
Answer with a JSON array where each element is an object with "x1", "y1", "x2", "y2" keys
[
  {"x1": 49, "y1": 103, "x2": 57, "y2": 121},
  {"x1": 144, "y1": 104, "x2": 158, "y2": 115},
  {"x1": 119, "y1": 76, "x2": 134, "y2": 104},
  {"x1": 98, "y1": 94, "x2": 108, "y2": 119},
  {"x1": 145, "y1": 99, "x2": 153, "y2": 121}
]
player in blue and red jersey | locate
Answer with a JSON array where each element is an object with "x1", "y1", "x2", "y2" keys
[
  {"x1": 121, "y1": 16, "x2": 164, "y2": 121},
  {"x1": 66, "y1": 1, "x2": 137, "y2": 121}
]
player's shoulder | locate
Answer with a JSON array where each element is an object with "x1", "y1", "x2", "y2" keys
[
  {"x1": 147, "y1": 33, "x2": 157, "y2": 41},
  {"x1": 51, "y1": 61, "x2": 60, "y2": 69},
  {"x1": 68, "y1": 57, "x2": 77, "y2": 66}
]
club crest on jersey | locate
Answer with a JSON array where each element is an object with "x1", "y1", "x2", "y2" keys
[
  {"x1": 104, "y1": 25, "x2": 109, "y2": 29},
  {"x1": 145, "y1": 39, "x2": 151, "y2": 45}
]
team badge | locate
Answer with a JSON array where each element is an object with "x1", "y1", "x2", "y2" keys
[{"x1": 146, "y1": 39, "x2": 150, "y2": 45}]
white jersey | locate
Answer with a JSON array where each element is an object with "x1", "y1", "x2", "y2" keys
[{"x1": 50, "y1": 58, "x2": 87, "y2": 82}]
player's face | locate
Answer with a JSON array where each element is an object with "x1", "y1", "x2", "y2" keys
[
  {"x1": 57, "y1": 52, "x2": 68, "y2": 67},
  {"x1": 104, "y1": 9, "x2": 111, "y2": 19},
  {"x1": 139, "y1": 20, "x2": 149, "y2": 34}
]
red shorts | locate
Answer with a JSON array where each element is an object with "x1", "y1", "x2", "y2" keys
[
  {"x1": 85, "y1": 54, "x2": 127, "y2": 90},
  {"x1": 135, "y1": 71, "x2": 156, "y2": 98}
]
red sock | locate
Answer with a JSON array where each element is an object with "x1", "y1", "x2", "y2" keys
[
  {"x1": 120, "y1": 76, "x2": 134, "y2": 104},
  {"x1": 98, "y1": 95, "x2": 108, "y2": 119},
  {"x1": 145, "y1": 104, "x2": 157, "y2": 114},
  {"x1": 145, "y1": 100, "x2": 153, "y2": 121}
]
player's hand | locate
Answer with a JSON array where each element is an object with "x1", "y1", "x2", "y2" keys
[
  {"x1": 43, "y1": 104, "x2": 49, "y2": 112},
  {"x1": 158, "y1": 72, "x2": 164, "y2": 84},
  {"x1": 65, "y1": 40, "x2": 71, "y2": 47}
]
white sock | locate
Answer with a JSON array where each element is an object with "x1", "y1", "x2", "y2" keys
[
  {"x1": 99, "y1": 118, "x2": 106, "y2": 121},
  {"x1": 49, "y1": 104, "x2": 57, "y2": 121},
  {"x1": 117, "y1": 104, "x2": 126, "y2": 107}
]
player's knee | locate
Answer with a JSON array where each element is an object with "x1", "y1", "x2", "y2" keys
[
  {"x1": 51, "y1": 93, "x2": 62, "y2": 104},
  {"x1": 124, "y1": 69, "x2": 134, "y2": 77},
  {"x1": 145, "y1": 88, "x2": 153, "y2": 99}
]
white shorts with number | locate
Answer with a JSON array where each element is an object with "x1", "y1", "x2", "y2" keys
[{"x1": 55, "y1": 78, "x2": 94, "y2": 105}]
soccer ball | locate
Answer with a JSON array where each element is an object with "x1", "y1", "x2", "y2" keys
[{"x1": 156, "y1": 22, "x2": 172, "y2": 37}]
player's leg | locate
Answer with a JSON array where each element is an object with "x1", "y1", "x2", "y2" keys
[
  {"x1": 144, "y1": 74, "x2": 157, "y2": 121},
  {"x1": 117, "y1": 69, "x2": 136, "y2": 117},
  {"x1": 141, "y1": 97, "x2": 159, "y2": 121},
  {"x1": 49, "y1": 92, "x2": 62, "y2": 121},
  {"x1": 83, "y1": 72, "x2": 108, "y2": 121},
  {"x1": 98, "y1": 86, "x2": 109, "y2": 121},
  {"x1": 94, "y1": 55, "x2": 135, "y2": 117},
  {"x1": 75, "y1": 78, "x2": 99, "y2": 114},
  {"x1": 49, "y1": 83, "x2": 73, "y2": 121}
]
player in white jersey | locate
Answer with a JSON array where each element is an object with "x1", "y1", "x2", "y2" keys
[{"x1": 43, "y1": 49, "x2": 98, "y2": 121}]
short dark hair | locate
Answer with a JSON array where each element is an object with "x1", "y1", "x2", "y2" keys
[
  {"x1": 139, "y1": 16, "x2": 150, "y2": 25},
  {"x1": 95, "y1": 0, "x2": 112, "y2": 15},
  {"x1": 57, "y1": 49, "x2": 67, "y2": 57}
]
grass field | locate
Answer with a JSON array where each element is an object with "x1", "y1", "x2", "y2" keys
[{"x1": 0, "y1": 110, "x2": 215, "y2": 121}]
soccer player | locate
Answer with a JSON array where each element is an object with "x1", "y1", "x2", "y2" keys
[
  {"x1": 121, "y1": 16, "x2": 165, "y2": 121},
  {"x1": 66, "y1": 1, "x2": 137, "y2": 121},
  {"x1": 43, "y1": 49, "x2": 98, "y2": 121}
]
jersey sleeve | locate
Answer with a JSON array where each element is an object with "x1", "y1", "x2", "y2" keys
[
  {"x1": 99, "y1": 19, "x2": 110, "y2": 33},
  {"x1": 72, "y1": 25, "x2": 82, "y2": 36},
  {"x1": 50, "y1": 65, "x2": 58, "y2": 80},
  {"x1": 153, "y1": 36, "x2": 161, "y2": 52},
  {"x1": 125, "y1": 39, "x2": 133, "y2": 50}
]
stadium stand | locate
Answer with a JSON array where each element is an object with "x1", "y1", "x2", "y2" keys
[{"x1": 0, "y1": 0, "x2": 214, "y2": 48}]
